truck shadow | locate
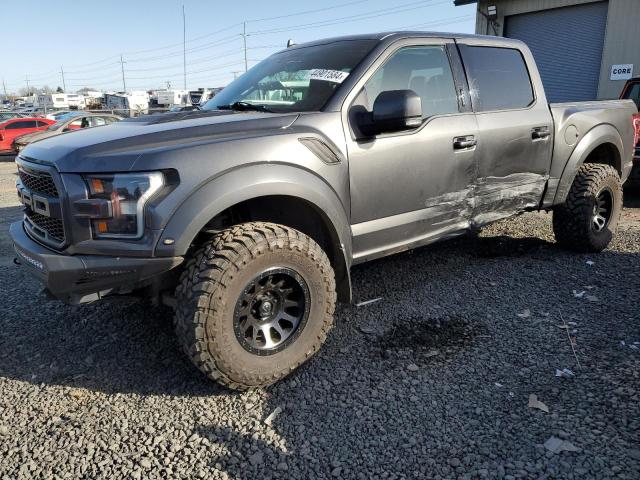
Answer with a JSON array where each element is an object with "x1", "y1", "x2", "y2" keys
[
  {"x1": 624, "y1": 184, "x2": 640, "y2": 208},
  {"x1": 1, "y1": 205, "x2": 640, "y2": 477}
]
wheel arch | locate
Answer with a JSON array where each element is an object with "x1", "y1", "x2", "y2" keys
[
  {"x1": 156, "y1": 164, "x2": 352, "y2": 302},
  {"x1": 552, "y1": 124, "x2": 624, "y2": 205}
]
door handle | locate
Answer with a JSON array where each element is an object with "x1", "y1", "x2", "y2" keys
[
  {"x1": 453, "y1": 136, "x2": 476, "y2": 150},
  {"x1": 532, "y1": 127, "x2": 550, "y2": 140}
]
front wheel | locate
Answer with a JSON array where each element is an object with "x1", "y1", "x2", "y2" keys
[
  {"x1": 553, "y1": 163, "x2": 622, "y2": 252},
  {"x1": 174, "y1": 222, "x2": 336, "y2": 390}
]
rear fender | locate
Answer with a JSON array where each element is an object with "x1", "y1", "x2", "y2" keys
[{"x1": 550, "y1": 124, "x2": 624, "y2": 206}]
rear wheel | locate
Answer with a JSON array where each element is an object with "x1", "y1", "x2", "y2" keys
[
  {"x1": 552, "y1": 163, "x2": 622, "y2": 252},
  {"x1": 174, "y1": 222, "x2": 336, "y2": 390}
]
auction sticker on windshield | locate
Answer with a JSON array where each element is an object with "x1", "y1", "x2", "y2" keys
[{"x1": 309, "y1": 69, "x2": 349, "y2": 83}]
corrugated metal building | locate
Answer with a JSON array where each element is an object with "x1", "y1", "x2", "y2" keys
[{"x1": 454, "y1": 0, "x2": 640, "y2": 101}]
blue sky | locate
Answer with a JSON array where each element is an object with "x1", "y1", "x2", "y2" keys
[{"x1": 1, "y1": 0, "x2": 476, "y2": 94}]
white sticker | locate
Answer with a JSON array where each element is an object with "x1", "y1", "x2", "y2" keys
[
  {"x1": 610, "y1": 64, "x2": 633, "y2": 80},
  {"x1": 309, "y1": 69, "x2": 349, "y2": 84}
]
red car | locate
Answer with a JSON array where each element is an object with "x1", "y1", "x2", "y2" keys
[{"x1": 0, "y1": 117, "x2": 54, "y2": 154}]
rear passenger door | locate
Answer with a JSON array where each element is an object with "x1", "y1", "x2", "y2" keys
[{"x1": 457, "y1": 40, "x2": 553, "y2": 226}]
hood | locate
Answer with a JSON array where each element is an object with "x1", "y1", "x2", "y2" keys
[{"x1": 20, "y1": 110, "x2": 299, "y2": 173}]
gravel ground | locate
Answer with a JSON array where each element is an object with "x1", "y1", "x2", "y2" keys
[{"x1": 1, "y1": 160, "x2": 639, "y2": 479}]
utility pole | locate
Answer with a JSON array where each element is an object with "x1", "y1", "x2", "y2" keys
[
  {"x1": 183, "y1": 5, "x2": 187, "y2": 90},
  {"x1": 232, "y1": 71, "x2": 242, "y2": 80},
  {"x1": 2, "y1": 78, "x2": 7, "y2": 99},
  {"x1": 119, "y1": 54, "x2": 127, "y2": 92},
  {"x1": 242, "y1": 22, "x2": 248, "y2": 72},
  {"x1": 25, "y1": 75, "x2": 30, "y2": 96},
  {"x1": 60, "y1": 66, "x2": 66, "y2": 92}
]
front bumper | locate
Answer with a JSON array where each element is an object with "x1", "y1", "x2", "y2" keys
[{"x1": 10, "y1": 221, "x2": 183, "y2": 304}]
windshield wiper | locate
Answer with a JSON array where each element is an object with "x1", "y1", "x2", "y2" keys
[{"x1": 216, "y1": 101, "x2": 274, "y2": 113}]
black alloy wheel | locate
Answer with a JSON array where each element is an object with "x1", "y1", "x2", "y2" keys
[{"x1": 234, "y1": 268, "x2": 310, "y2": 355}]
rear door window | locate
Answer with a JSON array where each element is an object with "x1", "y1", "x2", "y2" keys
[{"x1": 460, "y1": 46, "x2": 534, "y2": 112}]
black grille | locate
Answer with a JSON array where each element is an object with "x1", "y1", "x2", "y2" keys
[
  {"x1": 26, "y1": 212, "x2": 65, "y2": 242},
  {"x1": 18, "y1": 168, "x2": 59, "y2": 197}
]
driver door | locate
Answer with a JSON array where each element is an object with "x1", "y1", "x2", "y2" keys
[{"x1": 343, "y1": 39, "x2": 478, "y2": 262}]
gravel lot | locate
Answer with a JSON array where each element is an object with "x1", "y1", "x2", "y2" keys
[{"x1": 1, "y1": 160, "x2": 639, "y2": 479}]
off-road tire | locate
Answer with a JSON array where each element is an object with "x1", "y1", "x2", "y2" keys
[
  {"x1": 553, "y1": 163, "x2": 622, "y2": 252},
  {"x1": 174, "y1": 222, "x2": 336, "y2": 390}
]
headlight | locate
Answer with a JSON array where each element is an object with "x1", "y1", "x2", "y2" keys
[{"x1": 83, "y1": 172, "x2": 164, "y2": 238}]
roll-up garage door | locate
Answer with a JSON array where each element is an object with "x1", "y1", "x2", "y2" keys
[{"x1": 504, "y1": 1, "x2": 608, "y2": 103}]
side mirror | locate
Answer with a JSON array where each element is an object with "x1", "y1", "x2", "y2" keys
[{"x1": 372, "y1": 89, "x2": 422, "y2": 134}]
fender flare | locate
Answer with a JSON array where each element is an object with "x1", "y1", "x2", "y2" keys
[
  {"x1": 552, "y1": 124, "x2": 624, "y2": 205},
  {"x1": 155, "y1": 163, "x2": 353, "y2": 299}
]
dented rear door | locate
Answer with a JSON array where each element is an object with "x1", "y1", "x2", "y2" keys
[{"x1": 456, "y1": 39, "x2": 553, "y2": 226}]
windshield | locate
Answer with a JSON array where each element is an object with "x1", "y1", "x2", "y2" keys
[{"x1": 203, "y1": 39, "x2": 378, "y2": 113}]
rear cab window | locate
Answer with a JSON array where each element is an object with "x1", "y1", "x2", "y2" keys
[
  {"x1": 459, "y1": 45, "x2": 534, "y2": 112},
  {"x1": 621, "y1": 81, "x2": 640, "y2": 109}
]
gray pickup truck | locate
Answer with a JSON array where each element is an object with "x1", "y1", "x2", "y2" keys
[{"x1": 11, "y1": 32, "x2": 637, "y2": 390}]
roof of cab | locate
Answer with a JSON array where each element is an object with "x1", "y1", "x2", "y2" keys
[{"x1": 286, "y1": 31, "x2": 523, "y2": 50}]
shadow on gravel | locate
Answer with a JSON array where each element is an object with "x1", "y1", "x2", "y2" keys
[
  {"x1": 0, "y1": 221, "x2": 636, "y2": 400},
  {"x1": 378, "y1": 315, "x2": 484, "y2": 358},
  {"x1": 194, "y1": 425, "x2": 287, "y2": 474},
  {"x1": 624, "y1": 184, "x2": 640, "y2": 208},
  {"x1": 469, "y1": 235, "x2": 553, "y2": 258},
  {"x1": 0, "y1": 292, "x2": 232, "y2": 397},
  {"x1": 2, "y1": 208, "x2": 639, "y2": 477}
]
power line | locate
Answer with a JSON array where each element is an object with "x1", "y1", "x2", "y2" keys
[
  {"x1": 123, "y1": 23, "x2": 243, "y2": 57},
  {"x1": 125, "y1": 45, "x2": 277, "y2": 73},
  {"x1": 6, "y1": 1, "x2": 474, "y2": 93},
  {"x1": 247, "y1": 0, "x2": 369, "y2": 23},
  {"x1": 125, "y1": 60, "x2": 246, "y2": 80},
  {"x1": 249, "y1": 0, "x2": 450, "y2": 35}
]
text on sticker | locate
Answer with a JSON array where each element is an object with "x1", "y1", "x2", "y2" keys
[{"x1": 309, "y1": 69, "x2": 349, "y2": 84}]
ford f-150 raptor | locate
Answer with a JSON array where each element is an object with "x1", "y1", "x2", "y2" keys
[{"x1": 11, "y1": 32, "x2": 638, "y2": 390}]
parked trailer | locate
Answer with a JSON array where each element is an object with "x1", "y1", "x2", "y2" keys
[
  {"x1": 104, "y1": 92, "x2": 149, "y2": 115},
  {"x1": 156, "y1": 90, "x2": 189, "y2": 107}
]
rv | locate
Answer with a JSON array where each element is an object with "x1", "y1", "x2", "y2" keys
[
  {"x1": 156, "y1": 89, "x2": 189, "y2": 107},
  {"x1": 104, "y1": 91, "x2": 149, "y2": 115}
]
